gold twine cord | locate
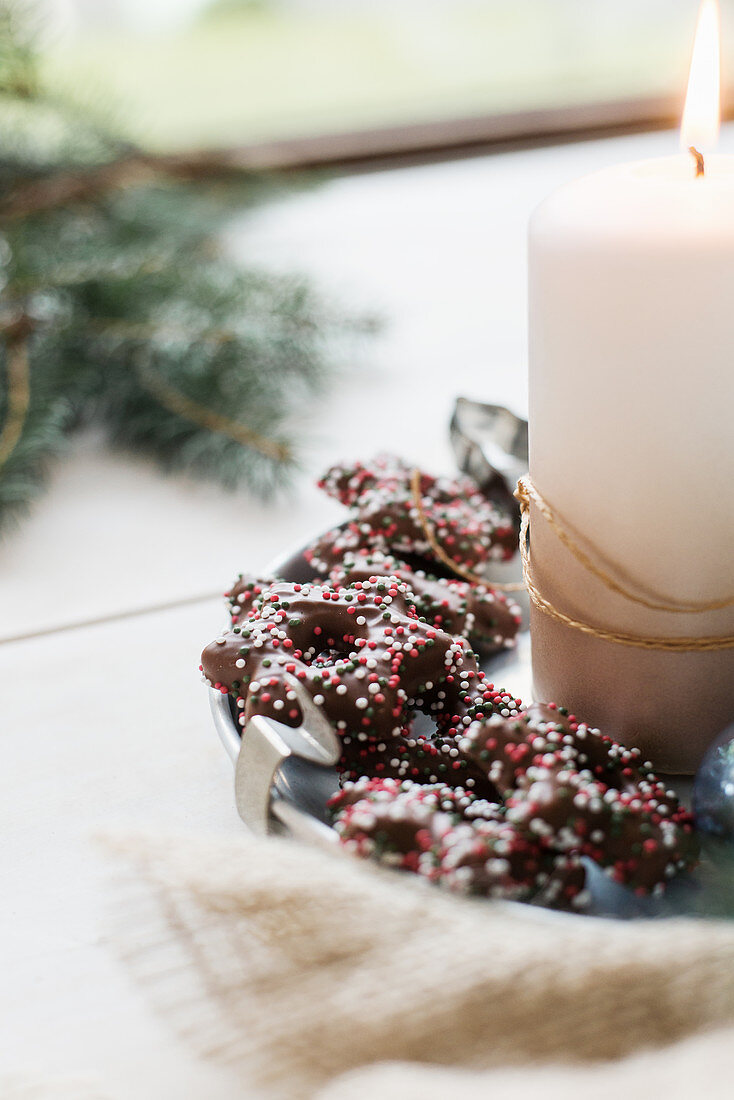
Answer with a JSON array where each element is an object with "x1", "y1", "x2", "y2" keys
[
  {"x1": 411, "y1": 467, "x2": 734, "y2": 651},
  {"x1": 94, "y1": 312, "x2": 288, "y2": 461},
  {"x1": 519, "y1": 475, "x2": 734, "y2": 614},
  {"x1": 514, "y1": 476, "x2": 734, "y2": 652},
  {"x1": 134, "y1": 364, "x2": 291, "y2": 464},
  {"x1": 0, "y1": 329, "x2": 31, "y2": 473}
]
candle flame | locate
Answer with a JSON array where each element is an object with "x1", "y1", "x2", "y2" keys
[{"x1": 681, "y1": 0, "x2": 721, "y2": 153}]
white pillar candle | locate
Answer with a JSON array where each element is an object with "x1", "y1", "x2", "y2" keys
[{"x1": 527, "y1": 2, "x2": 734, "y2": 772}]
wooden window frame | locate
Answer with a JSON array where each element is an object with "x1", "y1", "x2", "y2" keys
[{"x1": 167, "y1": 91, "x2": 734, "y2": 176}]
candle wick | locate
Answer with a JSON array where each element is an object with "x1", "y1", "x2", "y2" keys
[{"x1": 688, "y1": 145, "x2": 705, "y2": 178}]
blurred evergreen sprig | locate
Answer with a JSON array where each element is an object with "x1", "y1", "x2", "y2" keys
[{"x1": 0, "y1": 1, "x2": 364, "y2": 532}]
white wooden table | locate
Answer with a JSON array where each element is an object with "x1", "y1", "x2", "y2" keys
[{"x1": 3, "y1": 127, "x2": 728, "y2": 1097}]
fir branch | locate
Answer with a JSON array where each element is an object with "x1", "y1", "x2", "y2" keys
[
  {"x1": 0, "y1": 155, "x2": 151, "y2": 221},
  {"x1": 0, "y1": 3, "x2": 371, "y2": 529},
  {"x1": 0, "y1": 147, "x2": 289, "y2": 221}
]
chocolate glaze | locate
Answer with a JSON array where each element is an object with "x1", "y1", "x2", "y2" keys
[
  {"x1": 329, "y1": 778, "x2": 588, "y2": 908},
  {"x1": 329, "y1": 549, "x2": 521, "y2": 653},
  {"x1": 307, "y1": 455, "x2": 516, "y2": 575},
  {"x1": 202, "y1": 578, "x2": 474, "y2": 741},
  {"x1": 458, "y1": 703, "x2": 698, "y2": 892}
]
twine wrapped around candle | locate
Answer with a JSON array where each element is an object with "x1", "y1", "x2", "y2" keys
[
  {"x1": 410, "y1": 468, "x2": 734, "y2": 651},
  {"x1": 514, "y1": 477, "x2": 734, "y2": 651}
]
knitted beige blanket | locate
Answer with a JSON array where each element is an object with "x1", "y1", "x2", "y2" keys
[{"x1": 106, "y1": 831, "x2": 734, "y2": 1099}]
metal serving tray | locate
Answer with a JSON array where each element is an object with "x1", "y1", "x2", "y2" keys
[
  {"x1": 209, "y1": 400, "x2": 734, "y2": 919},
  {"x1": 209, "y1": 533, "x2": 734, "y2": 922}
]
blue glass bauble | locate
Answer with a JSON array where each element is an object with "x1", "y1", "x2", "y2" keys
[{"x1": 693, "y1": 724, "x2": 734, "y2": 839}]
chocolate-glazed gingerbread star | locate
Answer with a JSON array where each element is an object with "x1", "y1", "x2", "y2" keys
[
  {"x1": 201, "y1": 578, "x2": 474, "y2": 742},
  {"x1": 458, "y1": 703, "x2": 698, "y2": 893},
  {"x1": 329, "y1": 549, "x2": 521, "y2": 653},
  {"x1": 328, "y1": 778, "x2": 588, "y2": 909},
  {"x1": 225, "y1": 562, "x2": 521, "y2": 655},
  {"x1": 306, "y1": 454, "x2": 516, "y2": 576},
  {"x1": 330, "y1": 696, "x2": 697, "y2": 899}
]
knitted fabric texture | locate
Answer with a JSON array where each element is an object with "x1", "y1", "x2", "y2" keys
[
  {"x1": 105, "y1": 830, "x2": 734, "y2": 1100},
  {"x1": 318, "y1": 1026, "x2": 734, "y2": 1100}
]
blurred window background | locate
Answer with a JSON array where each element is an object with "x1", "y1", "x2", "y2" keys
[{"x1": 36, "y1": 0, "x2": 734, "y2": 155}]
